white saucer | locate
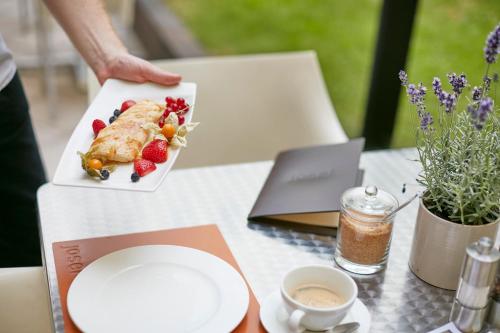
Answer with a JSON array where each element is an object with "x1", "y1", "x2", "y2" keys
[{"x1": 260, "y1": 290, "x2": 371, "y2": 333}]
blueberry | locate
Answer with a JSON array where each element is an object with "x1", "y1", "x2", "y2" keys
[
  {"x1": 131, "y1": 172, "x2": 140, "y2": 182},
  {"x1": 109, "y1": 116, "x2": 117, "y2": 123},
  {"x1": 100, "y1": 169, "x2": 110, "y2": 180},
  {"x1": 113, "y1": 109, "x2": 121, "y2": 117}
]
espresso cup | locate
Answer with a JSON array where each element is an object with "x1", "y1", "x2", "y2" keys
[{"x1": 280, "y1": 265, "x2": 358, "y2": 332}]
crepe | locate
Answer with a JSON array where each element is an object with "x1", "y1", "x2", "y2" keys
[{"x1": 88, "y1": 100, "x2": 164, "y2": 163}]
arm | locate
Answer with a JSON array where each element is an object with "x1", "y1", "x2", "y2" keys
[{"x1": 43, "y1": 0, "x2": 181, "y2": 85}]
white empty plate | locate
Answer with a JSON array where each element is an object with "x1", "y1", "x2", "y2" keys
[
  {"x1": 53, "y1": 79, "x2": 196, "y2": 191},
  {"x1": 67, "y1": 245, "x2": 249, "y2": 333}
]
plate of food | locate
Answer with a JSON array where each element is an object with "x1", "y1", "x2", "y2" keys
[{"x1": 53, "y1": 79, "x2": 198, "y2": 191}]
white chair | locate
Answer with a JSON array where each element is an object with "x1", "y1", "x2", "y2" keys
[
  {"x1": 0, "y1": 267, "x2": 53, "y2": 333},
  {"x1": 87, "y1": 51, "x2": 348, "y2": 168}
]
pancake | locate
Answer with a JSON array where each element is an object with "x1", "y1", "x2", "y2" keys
[{"x1": 88, "y1": 100, "x2": 164, "y2": 163}]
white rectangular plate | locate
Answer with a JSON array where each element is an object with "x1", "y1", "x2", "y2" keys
[{"x1": 53, "y1": 79, "x2": 196, "y2": 191}]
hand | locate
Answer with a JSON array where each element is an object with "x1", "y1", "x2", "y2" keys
[{"x1": 96, "y1": 52, "x2": 182, "y2": 86}]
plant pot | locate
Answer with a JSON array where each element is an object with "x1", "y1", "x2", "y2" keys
[{"x1": 409, "y1": 199, "x2": 499, "y2": 290}]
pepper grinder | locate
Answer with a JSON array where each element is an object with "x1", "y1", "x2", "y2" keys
[
  {"x1": 486, "y1": 270, "x2": 500, "y2": 328},
  {"x1": 450, "y1": 237, "x2": 500, "y2": 333}
]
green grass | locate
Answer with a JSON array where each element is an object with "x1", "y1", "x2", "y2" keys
[{"x1": 165, "y1": 0, "x2": 500, "y2": 147}]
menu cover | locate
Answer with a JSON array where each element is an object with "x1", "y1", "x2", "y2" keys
[
  {"x1": 248, "y1": 139, "x2": 365, "y2": 235},
  {"x1": 52, "y1": 224, "x2": 265, "y2": 333}
]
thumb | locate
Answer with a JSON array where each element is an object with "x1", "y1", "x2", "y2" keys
[{"x1": 143, "y1": 63, "x2": 182, "y2": 86}]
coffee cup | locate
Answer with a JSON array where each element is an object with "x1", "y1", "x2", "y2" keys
[{"x1": 280, "y1": 265, "x2": 358, "y2": 332}]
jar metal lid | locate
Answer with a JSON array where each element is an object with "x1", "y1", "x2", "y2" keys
[{"x1": 341, "y1": 185, "x2": 399, "y2": 220}]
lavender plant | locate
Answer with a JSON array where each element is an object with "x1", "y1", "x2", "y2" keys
[{"x1": 399, "y1": 23, "x2": 500, "y2": 225}]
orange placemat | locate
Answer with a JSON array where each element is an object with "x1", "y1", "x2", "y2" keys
[{"x1": 52, "y1": 224, "x2": 265, "y2": 333}]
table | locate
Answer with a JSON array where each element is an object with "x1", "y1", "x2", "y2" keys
[{"x1": 38, "y1": 149, "x2": 456, "y2": 332}]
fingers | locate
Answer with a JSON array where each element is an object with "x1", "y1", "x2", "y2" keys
[
  {"x1": 101, "y1": 54, "x2": 182, "y2": 86},
  {"x1": 97, "y1": 76, "x2": 106, "y2": 85},
  {"x1": 96, "y1": 67, "x2": 111, "y2": 85},
  {"x1": 142, "y1": 62, "x2": 182, "y2": 86}
]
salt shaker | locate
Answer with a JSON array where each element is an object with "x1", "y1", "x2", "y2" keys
[
  {"x1": 450, "y1": 237, "x2": 500, "y2": 333},
  {"x1": 334, "y1": 185, "x2": 398, "y2": 274}
]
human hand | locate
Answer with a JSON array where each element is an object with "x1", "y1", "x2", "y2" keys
[{"x1": 96, "y1": 52, "x2": 182, "y2": 86}]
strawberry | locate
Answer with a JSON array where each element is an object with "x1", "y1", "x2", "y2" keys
[
  {"x1": 120, "y1": 100, "x2": 136, "y2": 113},
  {"x1": 142, "y1": 139, "x2": 168, "y2": 163},
  {"x1": 92, "y1": 119, "x2": 106, "y2": 137},
  {"x1": 134, "y1": 159, "x2": 156, "y2": 177}
]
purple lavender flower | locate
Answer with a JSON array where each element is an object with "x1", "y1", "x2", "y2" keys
[
  {"x1": 399, "y1": 70, "x2": 408, "y2": 86},
  {"x1": 469, "y1": 97, "x2": 493, "y2": 130},
  {"x1": 406, "y1": 83, "x2": 426, "y2": 105},
  {"x1": 420, "y1": 112, "x2": 433, "y2": 131},
  {"x1": 417, "y1": 82, "x2": 427, "y2": 97},
  {"x1": 484, "y1": 75, "x2": 492, "y2": 94},
  {"x1": 438, "y1": 91, "x2": 447, "y2": 105},
  {"x1": 432, "y1": 77, "x2": 442, "y2": 96},
  {"x1": 443, "y1": 92, "x2": 457, "y2": 113},
  {"x1": 400, "y1": 71, "x2": 427, "y2": 117},
  {"x1": 432, "y1": 77, "x2": 450, "y2": 106},
  {"x1": 478, "y1": 98, "x2": 493, "y2": 120},
  {"x1": 447, "y1": 72, "x2": 468, "y2": 94},
  {"x1": 447, "y1": 73, "x2": 455, "y2": 85},
  {"x1": 484, "y1": 24, "x2": 500, "y2": 64},
  {"x1": 458, "y1": 74, "x2": 467, "y2": 93},
  {"x1": 407, "y1": 84, "x2": 418, "y2": 104},
  {"x1": 472, "y1": 86, "x2": 482, "y2": 101}
]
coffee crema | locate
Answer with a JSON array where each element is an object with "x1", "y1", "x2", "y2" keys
[{"x1": 291, "y1": 284, "x2": 345, "y2": 308}]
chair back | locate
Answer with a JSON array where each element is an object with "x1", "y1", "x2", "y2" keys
[
  {"x1": 0, "y1": 267, "x2": 53, "y2": 333},
  {"x1": 88, "y1": 51, "x2": 347, "y2": 168}
]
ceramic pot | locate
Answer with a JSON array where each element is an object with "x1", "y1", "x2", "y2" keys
[{"x1": 409, "y1": 199, "x2": 499, "y2": 290}]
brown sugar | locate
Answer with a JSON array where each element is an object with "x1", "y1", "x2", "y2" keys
[{"x1": 337, "y1": 211, "x2": 393, "y2": 265}]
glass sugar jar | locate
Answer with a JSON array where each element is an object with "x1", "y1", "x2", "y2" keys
[{"x1": 334, "y1": 185, "x2": 399, "y2": 274}]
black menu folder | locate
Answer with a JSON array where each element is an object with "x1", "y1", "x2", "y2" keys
[{"x1": 248, "y1": 139, "x2": 365, "y2": 235}]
